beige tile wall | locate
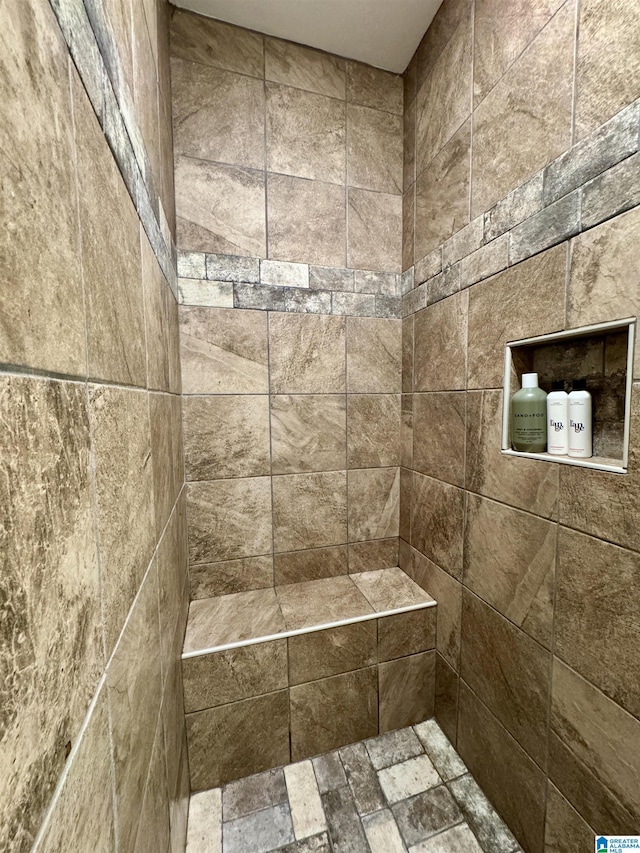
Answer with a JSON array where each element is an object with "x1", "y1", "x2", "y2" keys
[
  {"x1": 170, "y1": 8, "x2": 403, "y2": 274},
  {"x1": 0, "y1": 0, "x2": 187, "y2": 851}
]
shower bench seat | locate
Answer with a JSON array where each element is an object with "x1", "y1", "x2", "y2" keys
[{"x1": 181, "y1": 566, "x2": 438, "y2": 791}]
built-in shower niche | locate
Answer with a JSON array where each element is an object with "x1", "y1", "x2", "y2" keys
[{"x1": 501, "y1": 318, "x2": 636, "y2": 473}]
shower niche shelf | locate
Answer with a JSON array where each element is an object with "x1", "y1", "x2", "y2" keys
[{"x1": 501, "y1": 318, "x2": 636, "y2": 474}]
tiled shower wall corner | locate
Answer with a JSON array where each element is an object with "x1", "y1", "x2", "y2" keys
[
  {"x1": 401, "y1": 1, "x2": 640, "y2": 852},
  {"x1": 1, "y1": 0, "x2": 188, "y2": 851}
]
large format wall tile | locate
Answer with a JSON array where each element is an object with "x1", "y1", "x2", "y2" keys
[
  {"x1": 347, "y1": 395, "x2": 401, "y2": 468},
  {"x1": 265, "y1": 37, "x2": 346, "y2": 99},
  {"x1": 473, "y1": 0, "x2": 565, "y2": 106},
  {"x1": 172, "y1": 57, "x2": 265, "y2": 169},
  {"x1": 180, "y1": 307, "x2": 268, "y2": 394},
  {"x1": 347, "y1": 189, "x2": 402, "y2": 273},
  {"x1": 550, "y1": 660, "x2": 640, "y2": 832},
  {"x1": 347, "y1": 104, "x2": 403, "y2": 194},
  {"x1": 348, "y1": 468, "x2": 400, "y2": 542},
  {"x1": 274, "y1": 546, "x2": 348, "y2": 585},
  {"x1": 190, "y1": 555, "x2": 274, "y2": 599},
  {"x1": 347, "y1": 318, "x2": 402, "y2": 393},
  {"x1": 267, "y1": 84, "x2": 346, "y2": 184},
  {"x1": 414, "y1": 291, "x2": 468, "y2": 392},
  {"x1": 575, "y1": 0, "x2": 640, "y2": 138},
  {"x1": 458, "y1": 685, "x2": 547, "y2": 853},
  {"x1": 74, "y1": 75, "x2": 146, "y2": 387},
  {"x1": 187, "y1": 477, "x2": 273, "y2": 562},
  {"x1": 416, "y1": 7, "x2": 472, "y2": 173},
  {"x1": 0, "y1": 376, "x2": 101, "y2": 851},
  {"x1": 464, "y1": 494, "x2": 556, "y2": 648},
  {"x1": 460, "y1": 591, "x2": 551, "y2": 766},
  {"x1": 416, "y1": 0, "x2": 472, "y2": 90},
  {"x1": 141, "y1": 231, "x2": 172, "y2": 393},
  {"x1": 408, "y1": 549, "x2": 462, "y2": 670},
  {"x1": 415, "y1": 120, "x2": 471, "y2": 258},
  {"x1": 413, "y1": 392, "x2": 466, "y2": 487},
  {"x1": 435, "y1": 655, "x2": 460, "y2": 745},
  {"x1": 379, "y1": 651, "x2": 436, "y2": 731},
  {"x1": 0, "y1": 0, "x2": 85, "y2": 376},
  {"x1": 183, "y1": 395, "x2": 271, "y2": 480},
  {"x1": 467, "y1": 245, "x2": 566, "y2": 390},
  {"x1": 544, "y1": 784, "x2": 595, "y2": 853},
  {"x1": 555, "y1": 527, "x2": 640, "y2": 719},
  {"x1": 170, "y1": 8, "x2": 264, "y2": 76},
  {"x1": 272, "y1": 471, "x2": 348, "y2": 552},
  {"x1": 411, "y1": 473, "x2": 464, "y2": 579},
  {"x1": 269, "y1": 313, "x2": 346, "y2": 393},
  {"x1": 175, "y1": 155, "x2": 266, "y2": 256},
  {"x1": 149, "y1": 393, "x2": 176, "y2": 539},
  {"x1": 471, "y1": 1, "x2": 574, "y2": 216},
  {"x1": 346, "y1": 62, "x2": 403, "y2": 115},
  {"x1": 288, "y1": 622, "x2": 377, "y2": 685},
  {"x1": 268, "y1": 173, "x2": 346, "y2": 267},
  {"x1": 271, "y1": 395, "x2": 347, "y2": 474}
]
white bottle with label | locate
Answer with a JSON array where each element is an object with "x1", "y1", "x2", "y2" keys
[
  {"x1": 568, "y1": 378, "x2": 592, "y2": 458},
  {"x1": 547, "y1": 380, "x2": 569, "y2": 455}
]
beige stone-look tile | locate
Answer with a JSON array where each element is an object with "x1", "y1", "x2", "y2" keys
[
  {"x1": 273, "y1": 471, "x2": 347, "y2": 552},
  {"x1": 0, "y1": 376, "x2": 102, "y2": 851},
  {"x1": 550, "y1": 659, "x2": 640, "y2": 832},
  {"x1": 466, "y1": 389, "x2": 559, "y2": 519},
  {"x1": 271, "y1": 395, "x2": 346, "y2": 474},
  {"x1": 0, "y1": 2, "x2": 86, "y2": 377},
  {"x1": 32, "y1": 684, "x2": 114, "y2": 853},
  {"x1": 108, "y1": 565, "x2": 162, "y2": 853},
  {"x1": 399, "y1": 466, "x2": 412, "y2": 542},
  {"x1": 180, "y1": 306, "x2": 268, "y2": 394},
  {"x1": 347, "y1": 394, "x2": 401, "y2": 468},
  {"x1": 288, "y1": 621, "x2": 377, "y2": 685},
  {"x1": 378, "y1": 609, "x2": 437, "y2": 662},
  {"x1": 187, "y1": 691, "x2": 290, "y2": 789},
  {"x1": 184, "y1": 588, "x2": 284, "y2": 653},
  {"x1": 555, "y1": 527, "x2": 640, "y2": 719},
  {"x1": 277, "y1": 575, "x2": 372, "y2": 631},
  {"x1": 414, "y1": 290, "x2": 468, "y2": 392},
  {"x1": 190, "y1": 555, "x2": 274, "y2": 599},
  {"x1": 348, "y1": 467, "x2": 400, "y2": 542},
  {"x1": 464, "y1": 493, "x2": 556, "y2": 648},
  {"x1": 141, "y1": 231, "x2": 172, "y2": 393},
  {"x1": 575, "y1": 0, "x2": 640, "y2": 138},
  {"x1": 133, "y1": 713, "x2": 171, "y2": 853},
  {"x1": 348, "y1": 188, "x2": 402, "y2": 273},
  {"x1": 347, "y1": 317, "x2": 402, "y2": 393},
  {"x1": 568, "y1": 207, "x2": 640, "y2": 377},
  {"x1": 402, "y1": 316, "x2": 414, "y2": 393},
  {"x1": 435, "y1": 655, "x2": 460, "y2": 745},
  {"x1": 471, "y1": 2, "x2": 574, "y2": 216},
  {"x1": 274, "y1": 546, "x2": 348, "y2": 585},
  {"x1": 265, "y1": 37, "x2": 346, "y2": 98},
  {"x1": 411, "y1": 473, "x2": 464, "y2": 580},
  {"x1": 467, "y1": 244, "x2": 566, "y2": 390},
  {"x1": 150, "y1": 392, "x2": 175, "y2": 539},
  {"x1": 187, "y1": 475, "x2": 272, "y2": 564},
  {"x1": 415, "y1": 120, "x2": 471, "y2": 258},
  {"x1": 404, "y1": 97, "x2": 416, "y2": 192},
  {"x1": 346, "y1": 62, "x2": 403, "y2": 114},
  {"x1": 416, "y1": 0, "x2": 472, "y2": 89},
  {"x1": 175, "y1": 155, "x2": 266, "y2": 257},
  {"x1": 157, "y1": 504, "x2": 188, "y2": 685},
  {"x1": 132, "y1": 0, "x2": 161, "y2": 193},
  {"x1": 90, "y1": 385, "x2": 155, "y2": 653},
  {"x1": 74, "y1": 76, "x2": 146, "y2": 387},
  {"x1": 183, "y1": 640, "x2": 288, "y2": 712},
  {"x1": 407, "y1": 550, "x2": 462, "y2": 670},
  {"x1": 170, "y1": 8, "x2": 263, "y2": 76},
  {"x1": 269, "y1": 313, "x2": 346, "y2": 393},
  {"x1": 461, "y1": 591, "x2": 551, "y2": 767},
  {"x1": 351, "y1": 567, "x2": 430, "y2": 611},
  {"x1": 183, "y1": 395, "x2": 270, "y2": 480},
  {"x1": 403, "y1": 186, "x2": 416, "y2": 271},
  {"x1": 413, "y1": 392, "x2": 466, "y2": 487},
  {"x1": 171, "y1": 739, "x2": 190, "y2": 853},
  {"x1": 348, "y1": 538, "x2": 399, "y2": 573},
  {"x1": 172, "y1": 57, "x2": 265, "y2": 169},
  {"x1": 290, "y1": 668, "x2": 378, "y2": 760},
  {"x1": 473, "y1": 0, "x2": 565, "y2": 106},
  {"x1": 347, "y1": 104, "x2": 403, "y2": 195},
  {"x1": 379, "y1": 651, "x2": 436, "y2": 731},
  {"x1": 267, "y1": 83, "x2": 345, "y2": 184},
  {"x1": 544, "y1": 783, "x2": 595, "y2": 853},
  {"x1": 416, "y1": 9, "x2": 472, "y2": 173},
  {"x1": 457, "y1": 684, "x2": 547, "y2": 853},
  {"x1": 268, "y1": 173, "x2": 346, "y2": 267}
]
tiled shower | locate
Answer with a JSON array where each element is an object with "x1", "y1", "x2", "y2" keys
[{"x1": 1, "y1": 0, "x2": 639, "y2": 851}]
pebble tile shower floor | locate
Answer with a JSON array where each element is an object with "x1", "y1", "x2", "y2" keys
[{"x1": 185, "y1": 720, "x2": 524, "y2": 853}]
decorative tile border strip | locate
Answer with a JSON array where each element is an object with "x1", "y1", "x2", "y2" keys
[
  {"x1": 177, "y1": 254, "x2": 403, "y2": 318},
  {"x1": 402, "y1": 98, "x2": 640, "y2": 318},
  {"x1": 49, "y1": 0, "x2": 178, "y2": 297}
]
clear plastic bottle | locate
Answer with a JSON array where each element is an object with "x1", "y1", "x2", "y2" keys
[
  {"x1": 511, "y1": 373, "x2": 547, "y2": 452},
  {"x1": 547, "y1": 380, "x2": 569, "y2": 455},
  {"x1": 568, "y1": 378, "x2": 592, "y2": 458}
]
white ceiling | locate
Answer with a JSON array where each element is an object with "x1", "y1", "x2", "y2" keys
[{"x1": 173, "y1": 0, "x2": 444, "y2": 73}]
